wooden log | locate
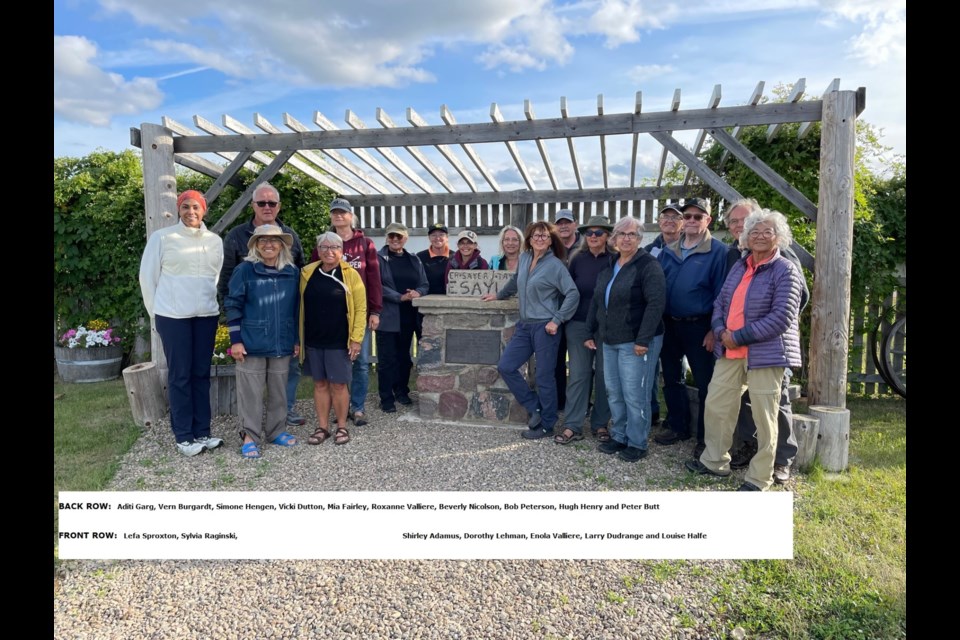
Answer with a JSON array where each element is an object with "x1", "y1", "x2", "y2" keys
[
  {"x1": 792, "y1": 413, "x2": 820, "y2": 471},
  {"x1": 809, "y1": 405, "x2": 850, "y2": 472},
  {"x1": 122, "y1": 362, "x2": 168, "y2": 428}
]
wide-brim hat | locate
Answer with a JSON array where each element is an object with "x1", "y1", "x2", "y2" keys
[
  {"x1": 578, "y1": 215, "x2": 613, "y2": 234},
  {"x1": 247, "y1": 224, "x2": 293, "y2": 250}
]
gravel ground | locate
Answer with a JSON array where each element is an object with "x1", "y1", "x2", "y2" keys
[{"x1": 55, "y1": 394, "x2": 777, "y2": 639}]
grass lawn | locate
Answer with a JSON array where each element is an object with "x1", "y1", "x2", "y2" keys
[{"x1": 53, "y1": 377, "x2": 905, "y2": 636}]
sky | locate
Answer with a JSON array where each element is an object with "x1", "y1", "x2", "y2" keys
[{"x1": 54, "y1": 0, "x2": 906, "y2": 192}]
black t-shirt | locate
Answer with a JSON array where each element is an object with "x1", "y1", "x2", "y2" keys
[
  {"x1": 303, "y1": 266, "x2": 349, "y2": 349},
  {"x1": 416, "y1": 249, "x2": 452, "y2": 295}
]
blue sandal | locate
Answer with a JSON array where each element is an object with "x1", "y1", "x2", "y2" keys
[
  {"x1": 241, "y1": 441, "x2": 262, "y2": 459},
  {"x1": 271, "y1": 431, "x2": 298, "y2": 447}
]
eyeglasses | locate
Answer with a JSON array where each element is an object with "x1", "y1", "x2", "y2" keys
[
  {"x1": 256, "y1": 237, "x2": 282, "y2": 245},
  {"x1": 682, "y1": 213, "x2": 705, "y2": 221},
  {"x1": 584, "y1": 229, "x2": 608, "y2": 238},
  {"x1": 659, "y1": 213, "x2": 682, "y2": 221},
  {"x1": 317, "y1": 245, "x2": 341, "y2": 252},
  {"x1": 617, "y1": 232, "x2": 639, "y2": 240},
  {"x1": 531, "y1": 233, "x2": 550, "y2": 241},
  {"x1": 748, "y1": 229, "x2": 776, "y2": 239},
  {"x1": 387, "y1": 233, "x2": 406, "y2": 240},
  {"x1": 254, "y1": 200, "x2": 279, "y2": 208}
]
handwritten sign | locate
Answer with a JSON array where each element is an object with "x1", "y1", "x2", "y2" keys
[{"x1": 446, "y1": 270, "x2": 514, "y2": 297}]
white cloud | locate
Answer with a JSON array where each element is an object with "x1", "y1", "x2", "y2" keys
[
  {"x1": 587, "y1": 0, "x2": 672, "y2": 48},
  {"x1": 818, "y1": 0, "x2": 905, "y2": 66},
  {"x1": 54, "y1": 35, "x2": 164, "y2": 127},
  {"x1": 629, "y1": 64, "x2": 676, "y2": 83}
]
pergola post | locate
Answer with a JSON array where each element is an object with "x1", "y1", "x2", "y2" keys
[
  {"x1": 808, "y1": 90, "x2": 858, "y2": 408},
  {"x1": 140, "y1": 123, "x2": 179, "y2": 379}
]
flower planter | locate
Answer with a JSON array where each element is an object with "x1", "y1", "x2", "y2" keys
[
  {"x1": 209, "y1": 364, "x2": 238, "y2": 416},
  {"x1": 54, "y1": 345, "x2": 124, "y2": 383}
]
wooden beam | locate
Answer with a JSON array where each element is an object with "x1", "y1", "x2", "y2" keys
[
  {"x1": 598, "y1": 94, "x2": 608, "y2": 189},
  {"x1": 649, "y1": 130, "x2": 741, "y2": 203},
  {"x1": 491, "y1": 103, "x2": 535, "y2": 190},
  {"x1": 203, "y1": 151, "x2": 251, "y2": 205},
  {"x1": 630, "y1": 91, "x2": 642, "y2": 188},
  {"x1": 221, "y1": 113, "x2": 351, "y2": 194},
  {"x1": 407, "y1": 107, "x2": 478, "y2": 192},
  {"x1": 441, "y1": 104, "x2": 500, "y2": 191},
  {"x1": 172, "y1": 101, "x2": 825, "y2": 154},
  {"x1": 790, "y1": 241, "x2": 815, "y2": 271},
  {"x1": 766, "y1": 78, "x2": 806, "y2": 142},
  {"x1": 162, "y1": 116, "x2": 262, "y2": 173},
  {"x1": 210, "y1": 150, "x2": 296, "y2": 234},
  {"x1": 657, "y1": 89, "x2": 681, "y2": 187},
  {"x1": 345, "y1": 110, "x2": 427, "y2": 193},
  {"x1": 799, "y1": 78, "x2": 839, "y2": 139},
  {"x1": 708, "y1": 126, "x2": 818, "y2": 222},
  {"x1": 560, "y1": 97, "x2": 583, "y2": 189},
  {"x1": 808, "y1": 90, "x2": 858, "y2": 408},
  {"x1": 376, "y1": 108, "x2": 453, "y2": 192},
  {"x1": 313, "y1": 111, "x2": 412, "y2": 194},
  {"x1": 192, "y1": 114, "x2": 279, "y2": 171},
  {"x1": 173, "y1": 153, "x2": 245, "y2": 189},
  {"x1": 251, "y1": 113, "x2": 374, "y2": 194},
  {"x1": 683, "y1": 84, "x2": 721, "y2": 186},
  {"x1": 525, "y1": 99, "x2": 558, "y2": 190},
  {"x1": 348, "y1": 185, "x2": 690, "y2": 208},
  {"x1": 283, "y1": 113, "x2": 392, "y2": 193},
  {"x1": 717, "y1": 81, "x2": 765, "y2": 170}
]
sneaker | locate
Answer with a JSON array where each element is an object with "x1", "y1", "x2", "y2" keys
[
  {"x1": 194, "y1": 436, "x2": 224, "y2": 451},
  {"x1": 693, "y1": 441, "x2": 706, "y2": 460},
  {"x1": 381, "y1": 404, "x2": 397, "y2": 414},
  {"x1": 773, "y1": 464, "x2": 791, "y2": 485},
  {"x1": 396, "y1": 392, "x2": 413, "y2": 406},
  {"x1": 618, "y1": 446, "x2": 648, "y2": 462},
  {"x1": 527, "y1": 410, "x2": 542, "y2": 429},
  {"x1": 286, "y1": 411, "x2": 306, "y2": 427},
  {"x1": 655, "y1": 430, "x2": 691, "y2": 446},
  {"x1": 520, "y1": 427, "x2": 553, "y2": 440},
  {"x1": 597, "y1": 440, "x2": 627, "y2": 455},
  {"x1": 737, "y1": 481, "x2": 762, "y2": 491},
  {"x1": 176, "y1": 440, "x2": 206, "y2": 457},
  {"x1": 684, "y1": 459, "x2": 731, "y2": 477},
  {"x1": 729, "y1": 439, "x2": 758, "y2": 469}
]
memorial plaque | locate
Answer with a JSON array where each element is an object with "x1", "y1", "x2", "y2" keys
[
  {"x1": 445, "y1": 329, "x2": 501, "y2": 365},
  {"x1": 446, "y1": 270, "x2": 514, "y2": 297}
]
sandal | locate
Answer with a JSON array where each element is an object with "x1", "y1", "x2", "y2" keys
[
  {"x1": 554, "y1": 428, "x2": 585, "y2": 445},
  {"x1": 595, "y1": 428, "x2": 611, "y2": 443},
  {"x1": 351, "y1": 411, "x2": 368, "y2": 427},
  {"x1": 334, "y1": 427, "x2": 351, "y2": 445},
  {"x1": 241, "y1": 441, "x2": 262, "y2": 459},
  {"x1": 307, "y1": 428, "x2": 331, "y2": 445},
  {"x1": 270, "y1": 431, "x2": 298, "y2": 447}
]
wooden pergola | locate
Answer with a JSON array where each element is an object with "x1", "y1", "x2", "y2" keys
[{"x1": 133, "y1": 78, "x2": 863, "y2": 409}]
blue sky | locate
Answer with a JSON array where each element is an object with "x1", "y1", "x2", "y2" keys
[{"x1": 54, "y1": 0, "x2": 905, "y2": 191}]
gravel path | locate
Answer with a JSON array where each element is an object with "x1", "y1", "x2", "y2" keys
[{"x1": 55, "y1": 394, "x2": 772, "y2": 639}]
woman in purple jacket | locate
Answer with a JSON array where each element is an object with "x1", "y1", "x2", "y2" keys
[{"x1": 685, "y1": 209, "x2": 803, "y2": 491}]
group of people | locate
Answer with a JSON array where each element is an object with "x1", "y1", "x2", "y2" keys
[
  {"x1": 482, "y1": 202, "x2": 806, "y2": 492},
  {"x1": 139, "y1": 187, "x2": 806, "y2": 490}
]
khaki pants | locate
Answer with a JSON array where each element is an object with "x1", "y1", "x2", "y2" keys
[
  {"x1": 701, "y1": 359, "x2": 784, "y2": 490},
  {"x1": 236, "y1": 356, "x2": 291, "y2": 444}
]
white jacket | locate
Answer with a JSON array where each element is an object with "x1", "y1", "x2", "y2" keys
[{"x1": 139, "y1": 220, "x2": 223, "y2": 318}]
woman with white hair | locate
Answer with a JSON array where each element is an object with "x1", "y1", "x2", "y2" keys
[
  {"x1": 489, "y1": 225, "x2": 524, "y2": 271},
  {"x1": 225, "y1": 224, "x2": 301, "y2": 459},
  {"x1": 584, "y1": 216, "x2": 665, "y2": 462},
  {"x1": 299, "y1": 231, "x2": 366, "y2": 445},
  {"x1": 686, "y1": 209, "x2": 803, "y2": 491}
]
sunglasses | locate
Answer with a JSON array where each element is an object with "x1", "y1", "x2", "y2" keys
[
  {"x1": 583, "y1": 229, "x2": 608, "y2": 238},
  {"x1": 682, "y1": 213, "x2": 705, "y2": 221},
  {"x1": 254, "y1": 200, "x2": 279, "y2": 208},
  {"x1": 387, "y1": 233, "x2": 406, "y2": 240}
]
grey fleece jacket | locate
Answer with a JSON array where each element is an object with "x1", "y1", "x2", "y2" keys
[{"x1": 497, "y1": 250, "x2": 580, "y2": 325}]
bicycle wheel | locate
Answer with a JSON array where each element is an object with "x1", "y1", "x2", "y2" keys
[
  {"x1": 881, "y1": 315, "x2": 906, "y2": 398},
  {"x1": 870, "y1": 314, "x2": 896, "y2": 390}
]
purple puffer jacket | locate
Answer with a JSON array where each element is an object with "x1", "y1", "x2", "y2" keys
[{"x1": 711, "y1": 250, "x2": 803, "y2": 369}]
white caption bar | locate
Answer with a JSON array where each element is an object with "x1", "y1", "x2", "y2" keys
[{"x1": 58, "y1": 491, "x2": 793, "y2": 560}]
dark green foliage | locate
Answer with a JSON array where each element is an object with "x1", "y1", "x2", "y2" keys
[{"x1": 53, "y1": 150, "x2": 336, "y2": 352}]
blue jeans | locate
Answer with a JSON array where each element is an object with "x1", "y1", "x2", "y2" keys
[
  {"x1": 349, "y1": 328, "x2": 372, "y2": 413},
  {"x1": 155, "y1": 314, "x2": 218, "y2": 443},
  {"x1": 603, "y1": 335, "x2": 663, "y2": 450},
  {"x1": 497, "y1": 321, "x2": 561, "y2": 430}
]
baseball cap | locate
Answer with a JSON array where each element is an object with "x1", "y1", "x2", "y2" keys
[
  {"x1": 681, "y1": 198, "x2": 711, "y2": 215},
  {"x1": 330, "y1": 197, "x2": 353, "y2": 213},
  {"x1": 384, "y1": 222, "x2": 409, "y2": 237},
  {"x1": 428, "y1": 222, "x2": 448, "y2": 234},
  {"x1": 456, "y1": 230, "x2": 479, "y2": 244},
  {"x1": 555, "y1": 209, "x2": 575, "y2": 223}
]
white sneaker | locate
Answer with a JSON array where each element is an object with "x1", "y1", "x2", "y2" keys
[
  {"x1": 176, "y1": 440, "x2": 206, "y2": 457},
  {"x1": 195, "y1": 436, "x2": 224, "y2": 451}
]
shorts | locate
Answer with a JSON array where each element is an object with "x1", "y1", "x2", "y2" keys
[{"x1": 303, "y1": 347, "x2": 351, "y2": 384}]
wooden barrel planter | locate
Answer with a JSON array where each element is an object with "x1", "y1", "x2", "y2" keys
[
  {"x1": 54, "y1": 345, "x2": 124, "y2": 383},
  {"x1": 209, "y1": 364, "x2": 237, "y2": 416}
]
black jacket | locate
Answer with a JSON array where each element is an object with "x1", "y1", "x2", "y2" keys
[{"x1": 586, "y1": 249, "x2": 666, "y2": 347}]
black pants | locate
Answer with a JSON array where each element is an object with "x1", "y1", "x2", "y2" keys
[
  {"x1": 376, "y1": 312, "x2": 417, "y2": 407},
  {"x1": 554, "y1": 325, "x2": 568, "y2": 411},
  {"x1": 660, "y1": 316, "x2": 716, "y2": 443}
]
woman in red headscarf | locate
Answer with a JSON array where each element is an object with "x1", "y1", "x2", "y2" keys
[{"x1": 139, "y1": 190, "x2": 225, "y2": 457}]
